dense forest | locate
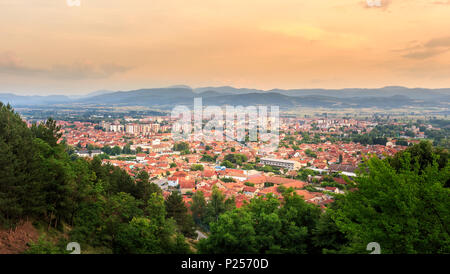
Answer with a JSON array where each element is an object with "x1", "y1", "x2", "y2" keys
[{"x1": 0, "y1": 102, "x2": 449, "y2": 254}]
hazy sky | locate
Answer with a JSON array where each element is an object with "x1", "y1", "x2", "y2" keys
[{"x1": 1, "y1": 0, "x2": 450, "y2": 95}]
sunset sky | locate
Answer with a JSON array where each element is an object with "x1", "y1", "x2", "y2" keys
[{"x1": 1, "y1": 0, "x2": 450, "y2": 94}]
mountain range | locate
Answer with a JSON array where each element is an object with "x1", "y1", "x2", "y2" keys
[{"x1": 1, "y1": 86, "x2": 449, "y2": 109}]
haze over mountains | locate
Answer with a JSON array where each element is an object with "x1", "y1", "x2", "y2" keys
[{"x1": 1, "y1": 86, "x2": 449, "y2": 109}]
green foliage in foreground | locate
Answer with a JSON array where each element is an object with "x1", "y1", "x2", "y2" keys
[
  {"x1": 332, "y1": 147, "x2": 449, "y2": 254},
  {"x1": 24, "y1": 236, "x2": 69, "y2": 254},
  {"x1": 197, "y1": 191, "x2": 323, "y2": 254},
  {"x1": 199, "y1": 141, "x2": 449, "y2": 254}
]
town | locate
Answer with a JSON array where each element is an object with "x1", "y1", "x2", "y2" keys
[{"x1": 33, "y1": 113, "x2": 447, "y2": 210}]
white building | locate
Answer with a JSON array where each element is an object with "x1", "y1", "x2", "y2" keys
[
  {"x1": 76, "y1": 150, "x2": 103, "y2": 158},
  {"x1": 260, "y1": 158, "x2": 301, "y2": 170}
]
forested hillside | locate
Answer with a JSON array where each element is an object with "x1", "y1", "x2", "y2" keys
[
  {"x1": 0, "y1": 102, "x2": 191, "y2": 253},
  {"x1": 0, "y1": 102, "x2": 449, "y2": 254}
]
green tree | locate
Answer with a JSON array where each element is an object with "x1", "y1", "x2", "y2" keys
[
  {"x1": 101, "y1": 145, "x2": 112, "y2": 155},
  {"x1": 112, "y1": 146, "x2": 122, "y2": 156},
  {"x1": 277, "y1": 190, "x2": 321, "y2": 253},
  {"x1": 24, "y1": 236, "x2": 68, "y2": 254},
  {"x1": 221, "y1": 160, "x2": 234, "y2": 168},
  {"x1": 201, "y1": 154, "x2": 216, "y2": 163},
  {"x1": 312, "y1": 203, "x2": 348, "y2": 253},
  {"x1": 31, "y1": 118, "x2": 62, "y2": 147},
  {"x1": 389, "y1": 140, "x2": 448, "y2": 174},
  {"x1": 190, "y1": 191, "x2": 207, "y2": 225},
  {"x1": 198, "y1": 192, "x2": 321, "y2": 254},
  {"x1": 332, "y1": 150, "x2": 450, "y2": 254},
  {"x1": 190, "y1": 164, "x2": 204, "y2": 171},
  {"x1": 224, "y1": 154, "x2": 248, "y2": 166},
  {"x1": 0, "y1": 103, "x2": 44, "y2": 226},
  {"x1": 122, "y1": 144, "x2": 132, "y2": 154},
  {"x1": 198, "y1": 209, "x2": 257, "y2": 254},
  {"x1": 114, "y1": 217, "x2": 166, "y2": 254},
  {"x1": 135, "y1": 170, "x2": 161, "y2": 202},
  {"x1": 165, "y1": 191, "x2": 196, "y2": 237},
  {"x1": 204, "y1": 186, "x2": 235, "y2": 227},
  {"x1": 103, "y1": 192, "x2": 144, "y2": 250},
  {"x1": 173, "y1": 142, "x2": 189, "y2": 152}
]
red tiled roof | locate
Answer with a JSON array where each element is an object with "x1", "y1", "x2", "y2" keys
[
  {"x1": 259, "y1": 186, "x2": 279, "y2": 195},
  {"x1": 179, "y1": 179, "x2": 195, "y2": 189},
  {"x1": 173, "y1": 171, "x2": 188, "y2": 177},
  {"x1": 202, "y1": 169, "x2": 216, "y2": 177},
  {"x1": 295, "y1": 190, "x2": 316, "y2": 200},
  {"x1": 246, "y1": 174, "x2": 266, "y2": 184},
  {"x1": 283, "y1": 181, "x2": 307, "y2": 189},
  {"x1": 243, "y1": 186, "x2": 257, "y2": 192},
  {"x1": 265, "y1": 177, "x2": 305, "y2": 186}
]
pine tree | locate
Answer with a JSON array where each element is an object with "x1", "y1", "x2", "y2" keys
[
  {"x1": 190, "y1": 191, "x2": 207, "y2": 225},
  {"x1": 165, "y1": 191, "x2": 196, "y2": 237}
]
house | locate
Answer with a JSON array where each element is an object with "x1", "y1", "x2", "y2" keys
[
  {"x1": 334, "y1": 177, "x2": 348, "y2": 185},
  {"x1": 258, "y1": 186, "x2": 281, "y2": 197},
  {"x1": 179, "y1": 179, "x2": 195, "y2": 194},
  {"x1": 167, "y1": 177, "x2": 179, "y2": 187},
  {"x1": 172, "y1": 171, "x2": 189, "y2": 180},
  {"x1": 136, "y1": 153, "x2": 147, "y2": 161},
  {"x1": 154, "y1": 178, "x2": 169, "y2": 191},
  {"x1": 217, "y1": 169, "x2": 246, "y2": 181},
  {"x1": 325, "y1": 186, "x2": 344, "y2": 194},
  {"x1": 283, "y1": 181, "x2": 307, "y2": 189},
  {"x1": 202, "y1": 169, "x2": 217, "y2": 179},
  {"x1": 265, "y1": 176, "x2": 306, "y2": 188},
  {"x1": 222, "y1": 171, "x2": 247, "y2": 182},
  {"x1": 295, "y1": 190, "x2": 316, "y2": 201},
  {"x1": 243, "y1": 186, "x2": 257, "y2": 196},
  {"x1": 246, "y1": 174, "x2": 266, "y2": 188},
  {"x1": 329, "y1": 164, "x2": 357, "y2": 173}
]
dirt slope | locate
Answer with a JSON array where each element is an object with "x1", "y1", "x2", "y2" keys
[{"x1": 0, "y1": 221, "x2": 39, "y2": 254}]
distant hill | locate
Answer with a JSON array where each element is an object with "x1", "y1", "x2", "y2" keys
[
  {"x1": 1, "y1": 86, "x2": 449, "y2": 109},
  {"x1": 0, "y1": 93, "x2": 71, "y2": 106},
  {"x1": 78, "y1": 87, "x2": 450, "y2": 109},
  {"x1": 271, "y1": 86, "x2": 450, "y2": 101},
  {"x1": 194, "y1": 86, "x2": 264, "y2": 94},
  {"x1": 79, "y1": 88, "x2": 197, "y2": 106},
  {"x1": 84, "y1": 90, "x2": 115, "y2": 97},
  {"x1": 166, "y1": 85, "x2": 193, "y2": 90},
  {"x1": 198, "y1": 90, "x2": 229, "y2": 98}
]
